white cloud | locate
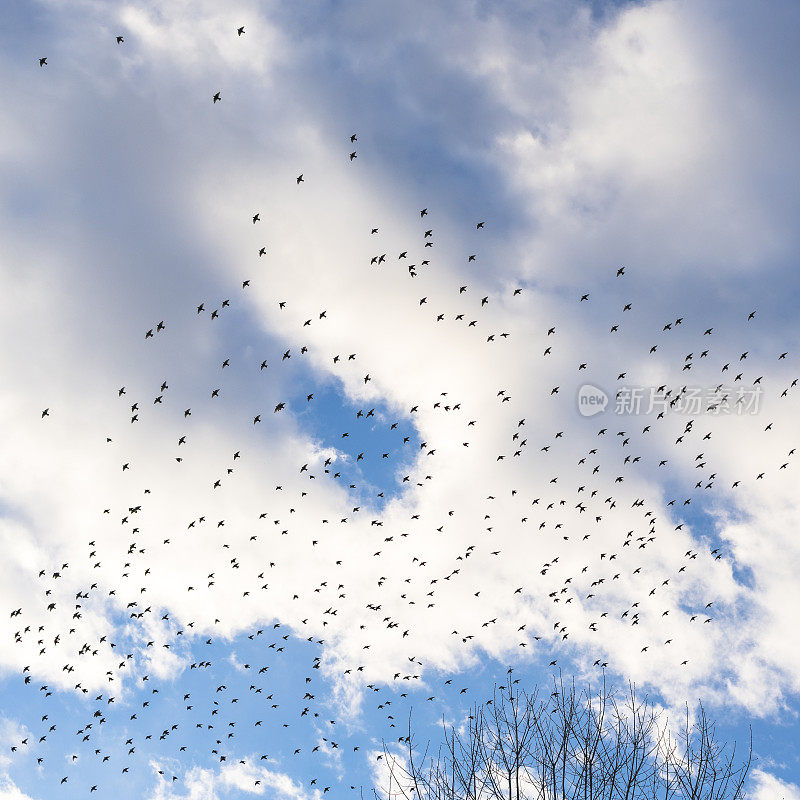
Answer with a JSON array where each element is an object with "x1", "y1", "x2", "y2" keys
[
  {"x1": 147, "y1": 758, "x2": 323, "y2": 800},
  {"x1": 148, "y1": 763, "x2": 217, "y2": 800},
  {"x1": 749, "y1": 768, "x2": 800, "y2": 800},
  {"x1": 0, "y1": 777, "x2": 38, "y2": 800},
  {"x1": 221, "y1": 761, "x2": 321, "y2": 798}
]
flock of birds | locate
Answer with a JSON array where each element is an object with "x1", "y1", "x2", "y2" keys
[{"x1": 10, "y1": 22, "x2": 797, "y2": 800}]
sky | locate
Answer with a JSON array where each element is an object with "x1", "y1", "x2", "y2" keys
[{"x1": 1, "y1": 0, "x2": 800, "y2": 798}]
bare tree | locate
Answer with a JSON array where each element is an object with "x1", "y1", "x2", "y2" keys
[{"x1": 378, "y1": 675, "x2": 751, "y2": 800}]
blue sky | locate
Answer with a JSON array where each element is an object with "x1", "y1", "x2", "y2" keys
[{"x1": 1, "y1": 0, "x2": 800, "y2": 799}]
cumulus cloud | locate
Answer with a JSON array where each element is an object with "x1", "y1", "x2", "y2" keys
[
  {"x1": 0, "y1": 4, "x2": 798, "y2": 794},
  {"x1": 0, "y1": 777, "x2": 38, "y2": 800},
  {"x1": 147, "y1": 758, "x2": 323, "y2": 800},
  {"x1": 749, "y1": 768, "x2": 800, "y2": 800}
]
